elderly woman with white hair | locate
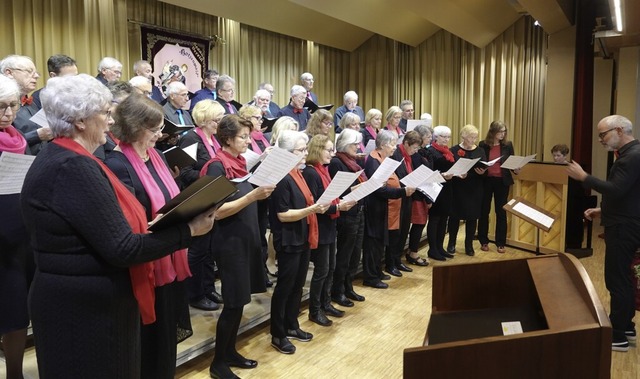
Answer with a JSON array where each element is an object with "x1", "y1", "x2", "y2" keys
[
  {"x1": 269, "y1": 130, "x2": 329, "y2": 355},
  {"x1": 20, "y1": 74, "x2": 216, "y2": 378},
  {"x1": 0, "y1": 74, "x2": 32, "y2": 379},
  {"x1": 329, "y1": 129, "x2": 368, "y2": 306},
  {"x1": 277, "y1": 85, "x2": 310, "y2": 130},
  {"x1": 362, "y1": 130, "x2": 414, "y2": 289},
  {"x1": 424, "y1": 125, "x2": 456, "y2": 261}
]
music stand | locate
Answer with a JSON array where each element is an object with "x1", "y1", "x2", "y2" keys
[{"x1": 503, "y1": 197, "x2": 557, "y2": 255}]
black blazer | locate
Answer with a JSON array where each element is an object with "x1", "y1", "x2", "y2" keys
[{"x1": 479, "y1": 141, "x2": 515, "y2": 186}]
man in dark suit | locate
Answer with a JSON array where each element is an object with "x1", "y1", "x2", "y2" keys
[
  {"x1": 277, "y1": 85, "x2": 310, "y2": 131},
  {"x1": 300, "y1": 72, "x2": 317, "y2": 103},
  {"x1": 334, "y1": 91, "x2": 365, "y2": 127},
  {"x1": 399, "y1": 99, "x2": 414, "y2": 132},
  {"x1": 163, "y1": 81, "x2": 194, "y2": 125},
  {"x1": 190, "y1": 69, "x2": 219, "y2": 112},
  {"x1": 95, "y1": 57, "x2": 122, "y2": 85},
  {"x1": 133, "y1": 60, "x2": 164, "y2": 103},
  {"x1": 215, "y1": 75, "x2": 238, "y2": 114},
  {"x1": 567, "y1": 115, "x2": 640, "y2": 353}
]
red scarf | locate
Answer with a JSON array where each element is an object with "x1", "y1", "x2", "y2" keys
[
  {"x1": 195, "y1": 127, "x2": 219, "y2": 159},
  {"x1": 289, "y1": 168, "x2": 318, "y2": 249},
  {"x1": 431, "y1": 142, "x2": 454, "y2": 162},
  {"x1": 200, "y1": 149, "x2": 248, "y2": 179},
  {"x1": 250, "y1": 130, "x2": 271, "y2": 154},
  {"x1": 398, "y1": 143, "x2": 414, "y2": 173},
  {"x1": 335, "y1": 152, "x2": 367, "y2": 182},
  {"x1": 119, "y1": 143, "x2": 191, "y2": 287},
  {"x1": 0, "y1": 126, "x2": 27, "y2": 154},
  {"x1": 385, "y1": 124, "x2": 404, "y2": 136},
  {"x1": 365, "y1": 125, "x2": 378, "y2": 140},
  {"x1": 313, "y1": 163, "x2": 339, "y2": 219},
  {"x1": 53, "y1": 138, "x2": 157, "y2": 325}
]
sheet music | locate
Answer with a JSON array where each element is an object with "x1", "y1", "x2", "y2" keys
[
  {"x1": 406, "y1": 120, "x2": 422, "y2": 132},
  {"x1": 369, "y1": 158, "x2": 403, "y2": 184},
  {"x1": 444, "y1": 157, "x2": 480, "y2": 177},
  {"x1": 400, "y1": 165, "x2": 448, "y2": 188},
  {"x1": 316, "y1": 170, "x2": 363, "y2": 205},
  {"x1": 512, "y1": 202, "x2": 554, "y2": 229},
  {"x1": 363, "y1": 140, "x2": 376, "y2": 156},
  {"x1": 500, "y1": 154, "x2": 537, "y2": 170},
  {"x1": 248, "y1": 147, "x2": 301, "y2": 187},
  {"x1": 0, "y1": 152, "x2": 36, "y2": 195},
  {"x1": 478, "y1": 155, "x2": 502, "y2": 166},
  {"x1": 342, "y1": 178, "x2": 381, "y2": 202},
  {"x1": 241, "y1": 148, "x2": 261, "y2": 171},
  {"x1": 417, "y1": 182, "x2": 443, "y2": 202},
  {"x1": 29, "y1": 108, "x2": 49, "y2": 128},
  {"x1": 183, "y1": 143, "x2": 198, "y2": 160}
]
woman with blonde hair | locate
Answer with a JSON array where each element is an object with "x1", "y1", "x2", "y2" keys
[
  {"x1": 383, "y1": 106, "x2": 404, "y2": 137},
  {"x1": 305, "y1": 109, "x2": 333, "y2": 137},
  {"x1": 269, "y1": 116, "x2": 298, "y2": 146},
  {"x1": 362, "y1": 108, "x2": 383, "y2": 146}
]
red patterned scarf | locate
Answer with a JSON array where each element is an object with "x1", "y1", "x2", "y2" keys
[
  {"x1": 289, "y1": 168, "x2": 319, "y2": 249},
  {"x1": 313, "y1": 163, "x2": 339, "y2": 219}
]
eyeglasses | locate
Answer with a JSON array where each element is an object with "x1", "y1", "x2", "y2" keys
[
  {"x1": 147, "y1": 124, "x2": 164, "y2": 134},
  {"x1": 220, "y1": 88, "x2": 235, "y2": 93},
  {"x1": 0, "y1": 102, "x2": 20, "y2": 115},
  {"x1": 598, "y1": 127, "x2": 618, "y2": 139},
  {"x1": 251, "y1": 115, "x2": 263, "y2": 122},
  {"x1": 325, "y1": 148, "x2": 335, "y2": 153},
  {"x1": 322, "y1": 120, "x2": 334, "y2": 126},
  {"x1": 293, "y1": 147, "x2": 308, "y2": 153},
  {"x1": 107, "y1": 68, "x2": 122, "y2": 76},
  {"x1": 235, "y1": 134, "x2": 250, "y2": 141},
  {"x1": 11, "y1": 68, "x2": 39, "y2": 77}
]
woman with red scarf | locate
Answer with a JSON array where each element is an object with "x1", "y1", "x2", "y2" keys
[
  {"x1": 179, "y1": 99, "x2": 226, "y2": 311},
  {"x1": 425, "y1": 125, "x2": 456, "y2": 261},
  {"x1": 21, "y1": 74, "x2": 215, "y2": 379},
  {"x1": 303, "y1": 135, "x2": 356, "y2": 327},
  {"x1": 105, "y1": 94, "x2": 198, "y2": 379},
  {"x1": 269, "y1": 130, "x2": 329, "y2": 355},
  {"x1": 387, "y1": 131, "x2": 422, "y2": 277},
  {"x1": 329, "y1": 129, "x2": 368, "y2": 306},
  {"x1": 201, "y1": 115, "x2": 275, "y2": 379},
  {"x1": 0, "y1": 75, "x2": 31, "y2": 379}
]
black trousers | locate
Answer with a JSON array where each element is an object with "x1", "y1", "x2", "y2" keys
[
  {"x1": 604, "y1": 222, "x2": 640, "y2": 342},
  {"x1": 426, "y1": 215, "x2": 448, "y2": 255},
  {"x1": 478, "y1": 177, "x2": 510, "y2": 246},
  {"x1": 309, "y1": 242, "x2": 336, "y2": 314},
  {"x1": 186, "y1": 233, "x2": 216, "y2": 302},
  {"x1": 270, "y1": 249, "x2": 310, "y2": 338},
  {"x1": 408, "y1": 223, "x2": 426, "y2": 252},
  {"x1": 447, "y1": 218, "x2": 478, "y2": 251},
  {"x1": 363, "y1": 236, "x2": 385, "y2": 283},
  {"x1": 332, "y1": 208, "x2": 364, "y2": 296},
  {"x1": 385, "y1": 229, "x2": 401, "y2": 269}
]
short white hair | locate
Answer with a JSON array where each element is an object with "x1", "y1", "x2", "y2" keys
[
  {"x1": 420, "y1": 113, "x2": 433, "y2": 127},
  {"x1": 433, "y1": 125, "x2": 451, "y2": 137},
  {"x1": 129, "y1": 75, "x2": 150, "y2": 88},
  {"x1": 278, "y1": 130, "x2": 308, "y2": 152},
  {"x1": 0, "y1": 75, "x2": 20, "y2": 102},
  {"x1": 344, "y1": 91, "x2": 358, "y2": 102},
  {"x1": 336, "y1": 128, "x2": 362, "y2": 152},
  {"x1": 166, "y1": 81, "x2": 187, "y2": 97},
  {"x1": 97, "y1": 57, "x2": 122, "y2": 72},
  {"x1": 290, "y1": 85, "x2": 307, "y2": 97},
  {"x1": 41, "y1": 74, "x2": 112, "y2": 138},
  {"x1": 300, "y1": 72, "x2": 313, "y2": 81},
  {"x1": 254, "y1": 89, "x2": 270, "y2": 99},
  {"x1": 375, "y1": 130, "x2": 397, "y2": 149},
  {"x1": 0, "y1": 55, "x2": 35, "y2": 74}
]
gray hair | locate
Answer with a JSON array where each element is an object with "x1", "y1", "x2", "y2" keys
[
  {"x1": 290, "y1": 85, "x2": 306, "y2": 97},
  {"x1": 41, "y1": 74, "x2": 112, "y2": 138},
  {"x1": 129, "y1": 75, "x2": 150, "y2": 88},
  {"x1": 254, "y1": 89, "x2": 270, "y2": 99},
  {"x1": 343, "y1": 91, "x2": 358, "y2": 102},
  {"x1": 420, "y1": 113, "x2": 433, "y2": 127},
  {"x1": 270, "y1": 116, "x2": 299, "y2": 145},
  {"x1": 277, "y1": 130, "x2": 308, "y2": 152},
  {"x1": 132, "y1": 60, "x2": 150, "y2": 73},
  {"x1": 215, "y1": 75, "x2": 235, "y2": 91},
  {"x1": 0, "y1": 75, "x2": 20, "y2": 102},
  {"x1": 336, "y1": 128, "x2": 363, "y2": 152},
  {"x1": 300, "y1": 72, "x2": 313, "y2": 81},
  {"x1": 400, "y1": 99, "x2": 413, "y2": 109},
  {"x1": 413, "y1": 124, "x2": 432, "y2": 139},
  {"x1": 165, "y1": 81, "x2": 187, "y2": 97},
  {"x1": 97, "y1": 57, "x2": 122, "y2": 72},
  {"x1": 339, "y1": 112, "x2": 361, "y2": 130},
  {"x1": 0, "y1": 55, "x2": 34, "y2": 74},
  {"x1": 601, "y1": 115, "x2": 633, "y2": 135},
  {"x1": 375, "y1": 130, "x2": 397, "y2": 149},
  {"x1": 433, "y1": 125, "x2": 452, "y2": 138}
]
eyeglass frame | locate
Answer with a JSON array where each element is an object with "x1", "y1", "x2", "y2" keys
[{"x1": 0, "y1": 101, "x2": 21, "y2": 115}]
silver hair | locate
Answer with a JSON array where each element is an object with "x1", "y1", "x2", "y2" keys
[
  {"x1": 433, "y1": 125, "x2": 452, "y2": 137},
  {"x1": 0, "y1": 75, "x2": 20, "y2": 102},
  {"x1": 254, "y1": 89, "x2": 270, "y2": 99},
  {"x1": 40, "y1": 74, "x2": 112, "y2": 138},
  {"x1": 339, "y1": 112, "x2": 361, "y2": 130},
  {"x1": 601, "y1": 115, "x2": 633, "y2": 135},
  {"x1": 278, "y1": 130, "x2": 308, "y2": 152},
  {"x1": 413, "y1": 124, "x2": 432, "y2": 139},
  {"x1": 132, "y1": 60, "x2": 150, "y2": 73},
  {"x1": 375, "y1": 130, "x2": 397, "y2": 149},
  {"x1": 129, "y1": 75, "x2": 150, "y2": 88},
  {"x1": 400, "y1": 99, "x2": 413, "y2": 109},
  {"x1": 165, "y1": 81, "x2": 187, "y2": 97},
  {"x1": 290, "y1": 85, "x2": 306, "y2": 97},
  {"x1": 343, "y1": 91, "x2": 358, "y2": 101},
  {"x1": 215, "y1": 75, "x2": 235, "y2": 91},
  {"x1": 336, "y1": 128, "x2": 363, "y2": 152},
  {"x1": 0, "y1": 55, "x2": 35, "y2": 73},
  {"x1": 420, "y1": 113, "x2": 433, "y2": 127},
  {"x1": 97, "y1": 57, "x2": 122, "y2": 72},
  {"x1": 300, "y1": 72, "x2": 313, "y2": 81}
]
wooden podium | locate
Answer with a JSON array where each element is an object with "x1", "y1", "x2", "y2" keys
[{"x1": 403, "y1": 253, "x2": 612, "y2": 379}]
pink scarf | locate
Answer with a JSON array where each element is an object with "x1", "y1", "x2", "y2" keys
[
  {"x1": 250, "y1": 130, "x2": 271, "y2": 154},
  {"x1": 365, "y1": 125, "x2": 378, "y2": 140},
  {"x1": 385, "y1": 124, "x2": 404, "y2": 136},
  {"x1": 119, "y1": 143, "x2": 191, "y2": 287},
  {"x1": 195, "y1": 127, "x2": 219, "y2": 159},
  {"x1": 0, "y1": 126, "x2": 27, "y2": 154}
]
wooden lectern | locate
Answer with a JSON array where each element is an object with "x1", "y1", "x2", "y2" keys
[{"x1": 404, "y1": 253, "x2": 611, "y2": 379}]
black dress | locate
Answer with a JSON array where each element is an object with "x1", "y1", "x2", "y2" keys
[
  {"x1": 206, "y1": 162, "x2": 267, "y2": 307},
  {"x1": 449, "y1": 145, "x2": 486, "y2": 220}
]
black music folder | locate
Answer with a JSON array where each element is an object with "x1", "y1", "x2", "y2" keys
[
  {"x1": 303, "y1": 98, "x2": 334, "y2": 113},
  {"x1": 261, "y1": 116, "x2": 279, "y2": 133},
  {"x1": 163, "y1": 118, "x2": 194, "y2": 136},
  {"x1": 148, "y1": 175, "x2": 238, "y2": 231},
  {"x1": 162, "y1": 143, "x2": 197, "y2": 170}
]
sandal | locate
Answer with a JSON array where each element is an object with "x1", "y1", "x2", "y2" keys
[{"x1": 405, "y1": 253, "x2": 429, "y2": 266}]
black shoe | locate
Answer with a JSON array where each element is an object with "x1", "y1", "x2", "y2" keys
[
  {"x1": 332, "y1": 294, "x2": 354, "y2": 307},
  {"x1": 405, "y1": 253, "x2": 429, "y2": 266},
  {"x1": 380, "y1": 274, "x2": 391, "y2": 280},
  {"x1": 271, "y1": 337, "x2": 296, "y2": 354},
  {"x1": 324, "y1": 303, "x2": 345, "y2": 317},
  {"x1": 190, "y1": 297, "x2": 219, "y2": 311},
  {"x1": 466, "y1": 249, "x2": 475, "y2": 256},
  {"x1": 397, "y1": 263, "x2": 413, "y2": 272},
  {"x1": 428, "y1": 249, "x2": 446, "y2": 261},
  {"x1": 363, "y1": 280, "x2": 389, "y2": 289},
  {"x1": 442, "y1": 251, "x2": 454, "y2": 259},
  {"x1": 265, "y1": 279, "x2": 273, "y2": 288},
  {"x1": 209, "y1": 364, "x2": 239, "y2": 379},
  {"x1": 309, "y1": 311, "x2": 333, "y2": 326},
  {"x1": 447, "y1": 246, "x2": 456, "y2": 254},
  {"x1": 386, "y1": 267, "x2": 402, "y2": 277},
  {"x1": 345, "y1": 290, "x2": 365, "y2": 302},
  {"x1": 227, "y1": 354, "x2": 258, "y2": 369},
  {"x1": 206, "y1": 289, "x2": 224, "y2": 304},
  {"x1": 287, "y1": 328, "x2": 313, "y2": 342}
]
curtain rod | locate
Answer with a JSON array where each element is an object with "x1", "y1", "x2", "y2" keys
[{"x1": 127, "y1": 19, "x2": 226, "y2": 45}]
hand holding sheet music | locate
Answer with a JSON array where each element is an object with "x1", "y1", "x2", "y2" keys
[
  {"x1": 316, "y1": 170, "x2": 363, "y2": 205},
  {"x1": 444, "y1": 157, "x2": 481, "y2": 177},
  {"x1": 500, "y1": 154, "x2": 537, "y2": 170},
  {"x1": 248, "y1": 147, "x2": 301, "y2": 187},
  {"x1": 400, "y1": 165, "x2": 446, "y2": 188}
]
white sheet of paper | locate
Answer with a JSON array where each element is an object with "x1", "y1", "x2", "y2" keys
[
  {"x1": 417, "y1": 182, "x2": 443, "y2": 202},
  {"x1": 396, "y1": 134, "x2": 404, "y2": 145},
  {"x1": 182, "y1": 143, "x2": 198, "y2": 160},
  {"x1": 478, "y1": 155, "x2": 502, "y2": 166},
  {"x1": 512, "y1": 201, "x2": 555, "y2": 229},
  {"x1": 400, "y1": 165, "x2": 434, "y2": 187},
  {"x1": 0, "y1": 152, "x2": 36, "y2": 195},
  {"x1": 241, "y1": 148, "x2": 262, "y2": 171},
  {"x1": 500, "y1": 154, "x2": 537, "y2": 170},
  {"x1": 342, "y1": 178, "x2": 381, "y2": 202},
  {"x1": 369, "y1": 158, "x2": 403, "y2": 184},
  {"x1": 501, "y1": 321, "x2": 523, "y2": 335},
  {"x1": 363, "y1": 140, "x2": 376, "y2": 156},
  {"x1": 444, "y1": 157, "x2": 480, "y2": 177},
  {"x1": 316, "y1": 170, "x2": 362, "y2": 205},
  {"x1": 248, "y1": 147, "x2": 301, "y2": 187},
  {"x1": 406, "y1": 120, "x2": 422, "y2": 132},
  {"x1": 29, "y1": 108, "x2": 49, "y2": 129}
]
